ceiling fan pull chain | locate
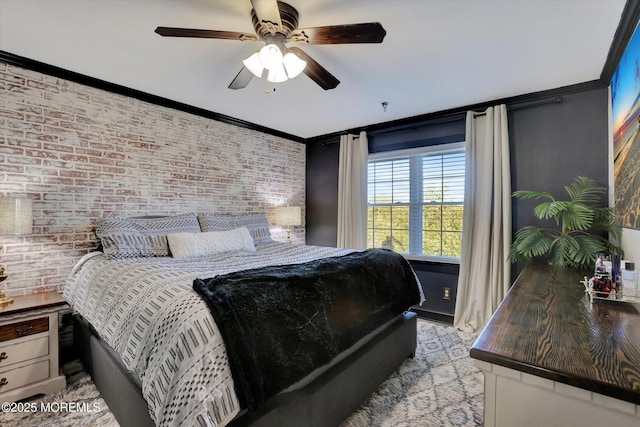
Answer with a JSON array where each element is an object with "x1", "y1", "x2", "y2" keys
[{"x1": 264, "y1": 80, "x2": 276, "y2": 94}]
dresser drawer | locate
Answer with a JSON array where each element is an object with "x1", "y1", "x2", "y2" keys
[
  {"x1": 0, "y1": 318, "x2": 49, "y2": 342},
  {"x1": 0, "y1": 336, "x2": 49, "y2": 369},
  {"x1": 0, "y1": 360, "x2": 49, "y2": 394}
]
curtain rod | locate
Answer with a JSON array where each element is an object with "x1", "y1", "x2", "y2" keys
[
  {"x1": 322, "y1": 96, "x2": 564, "y2": 145},
  {"x1": 472, "y1": 96, "x2": 563, "y2": 117}
]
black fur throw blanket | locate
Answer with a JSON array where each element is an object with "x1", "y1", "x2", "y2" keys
[{"x1": 193, "y1": 248, "x2": 421, "y2": 411}]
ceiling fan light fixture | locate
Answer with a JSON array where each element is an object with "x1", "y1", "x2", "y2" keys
[
  {"x1": 242, "y1": 51, "x2": 264, "y2": 78},
  {"x1": 283, "y1": 51, "x2": 306, "y2": 79},
  {"x1": 259, "y1": 43, "x2": 284, "y2": 70},
  {"x1": 267, "y1": 64, "x2": 288, "y2": 83}
]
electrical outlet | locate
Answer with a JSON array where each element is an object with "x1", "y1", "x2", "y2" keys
[{"x1": 443, "y1": 287, "x2": 451, "y2": 300}]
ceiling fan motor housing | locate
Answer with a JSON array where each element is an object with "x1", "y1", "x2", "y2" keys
[{"x1": 252, "y1": 1, "x2": 299, "y2": 39}]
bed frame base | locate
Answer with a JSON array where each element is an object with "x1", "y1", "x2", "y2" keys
[
  {"x1": 74, "y1": 315, "x2": 155, "y2": 427},
  {"x1": 74, "y1": 311, "x2": 417, "y2": 427}
]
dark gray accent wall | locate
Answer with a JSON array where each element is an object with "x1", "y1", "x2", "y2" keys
[
  {"x1": 508, "y1": 87, "x2": 609, "y2": 279},
  {"x1": 305, "y1": 85, "x2": 610, "y2": 319},
  {"x1": 411, "y1": 261, "x2": 460, "y2": 322}
]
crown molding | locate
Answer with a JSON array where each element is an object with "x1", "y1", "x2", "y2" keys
[{"x1": 306, "y1": 79, "x2": 606, "y2": 145}]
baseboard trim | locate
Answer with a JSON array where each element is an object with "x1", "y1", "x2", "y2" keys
[{"x1": 411, "y1": 307, "x2": 454, "y2": 325}]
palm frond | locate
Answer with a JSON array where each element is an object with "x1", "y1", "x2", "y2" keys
[
  {"x1": 549, "y1": 235, "x2": 581, "y2": 267},
  {"x1": 561, "y1": 202, "x2": 595, "y2": 231},
  {"x1": 564, "y1": 176, "x2": 605, "y2": 205},
  {"x1": 508, "y1": 226, "x2": 556, "y2": 262},
  {"x1": 533, "y1": 201, "x2": 568, "y2": 222},
  {"x1": 591, "y1": 207, "x2": 622, "y2": 240},
  {"x1": 512, "y1": 190, "x2": 555, "y2": 201},
  {"x1": 569, "y1": 234, "x2": 611, "y2": 269}
]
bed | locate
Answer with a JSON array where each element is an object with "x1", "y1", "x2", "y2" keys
[{"x1": 63, "y1": 213, "x2": 421, "y2": 427}]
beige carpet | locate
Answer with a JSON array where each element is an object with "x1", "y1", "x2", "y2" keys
[{"x1": 0, "y1": 320, "x2": 483, "y2": 426}]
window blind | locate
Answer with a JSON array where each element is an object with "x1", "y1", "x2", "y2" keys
[{"x1": 367, "y1": 144, "x2": 465, "y2": 259}]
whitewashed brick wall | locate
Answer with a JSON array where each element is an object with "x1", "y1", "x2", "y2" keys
[{"x1": 0, "y1": 61, "x2": 305, "y2": 296}]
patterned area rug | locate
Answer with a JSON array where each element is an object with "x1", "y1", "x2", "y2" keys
[
  {"x1": 343, "y1": 321, "x2": 483, "y2": 427},
  {"x1": 0, "y1": 320, "x2": 483, "y2": 427}
]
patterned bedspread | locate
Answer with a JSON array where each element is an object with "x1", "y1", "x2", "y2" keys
[{"x1": 63, "y1": 241, "x2": 353, "y2": 427}]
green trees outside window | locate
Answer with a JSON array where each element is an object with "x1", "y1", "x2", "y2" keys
[{"x1": 367, "y1": 147, "x2": 465, "y2": 259}]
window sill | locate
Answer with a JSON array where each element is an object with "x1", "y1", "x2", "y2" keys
[{"x1": 402, "y1": 254, "x2": 461, "y2": 264}]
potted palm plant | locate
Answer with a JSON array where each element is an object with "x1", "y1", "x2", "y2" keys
[{"x1": 508, "y1": 176, "x2": 622, "y2": 270}]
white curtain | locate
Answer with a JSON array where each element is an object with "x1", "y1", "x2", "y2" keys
[
  {"x1": 337, "y1": 131, "x2": 368, "y2": 249},
  {"x1": 454, "y1": 105, "x2": 511, "y2": 332}
]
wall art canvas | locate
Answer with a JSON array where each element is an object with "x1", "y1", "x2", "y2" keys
[{"x1": 612, "y1": 21, "x2": 640, "y2": 229}]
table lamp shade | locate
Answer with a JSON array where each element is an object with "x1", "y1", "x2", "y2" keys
[
  {"x1": 275, "y1": 206, "x2": 301, "y2": 227},
  {"x1": 0, "y1": 197, "x2": 33, "y2": 236}
]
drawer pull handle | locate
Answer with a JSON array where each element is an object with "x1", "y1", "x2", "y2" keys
[
  {"x1": 0, "y1": 378, "x2": 7, "y2": 389},
  {"x1": 15, "y1": 325, "x2": 33, "y2": 336},
  {"x1": 0, "y1": 352, "x2": 6, "y2": 362}
]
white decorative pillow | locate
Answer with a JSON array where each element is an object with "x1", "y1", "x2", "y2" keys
[
  {"x1": 95, "y1": 213, "x2": 201, "y2": 259},
  {"x1": 168, "y1": 227, "x2": 256, "y2": 259}
]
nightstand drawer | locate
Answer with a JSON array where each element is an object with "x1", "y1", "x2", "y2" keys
[
  {"x1": 0, "y1": 360, "x2": 49, "y2": 394},
  {"x1": 0, "y1": 337, "x2": 49, "y2": 369},
  {"x1": 0, "y1": 318, "x2": 49, "y2": 342},
  {"x1": 0, "y1": 293, "x2": 67, "y2": 402}
]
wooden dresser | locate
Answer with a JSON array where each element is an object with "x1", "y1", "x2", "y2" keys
[
  {"x1": 471, "y1": 264, "x2": 640, "y2": 427},
  {"x1": 0, "y1": 292, "x2": 67, "y2": 402}
]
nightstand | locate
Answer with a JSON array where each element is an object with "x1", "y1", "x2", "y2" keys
[{"x1": 0, "y1": 292, "x2": 67, "y2": 403}]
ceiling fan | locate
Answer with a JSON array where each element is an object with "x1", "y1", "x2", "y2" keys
[{"x1": 155, "y1": 0, "x2": 386, "y2": 90}]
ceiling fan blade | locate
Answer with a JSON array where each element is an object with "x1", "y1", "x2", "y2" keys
[
  {"x1": 290, "y1": 22, "x2": 386, "y2": 44},
  {"x1": 288, "y1": 47, "x2": 339, "y2": 90},
  {"x1": 228, "y1": 66, "x2": 255, "y2": 90},
  {"x1": 155, "y1": 27, "x2": 258, "y2": 41},
  {"x1": 250, "y1": 0, "x2": 282, "y2": 31}
]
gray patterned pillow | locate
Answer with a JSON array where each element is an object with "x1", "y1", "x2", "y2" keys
[
  {"x1": 197, "y1": 213, "x2": 235, "y2": 232},
  {"x1": 232, "y1": 213, "x2": 272, "y2": 244},
  {"x1": 95, "y1": 213, "x2": 200, "y2": 259}
]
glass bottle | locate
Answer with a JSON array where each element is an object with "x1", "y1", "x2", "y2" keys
[{"x1": 622, "y1": 261, "x2": 638, "y2": 295}]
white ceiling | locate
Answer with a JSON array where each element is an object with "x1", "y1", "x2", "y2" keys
[{"x1": 0, "y1": 0, "x2": 627, "y2": 139}]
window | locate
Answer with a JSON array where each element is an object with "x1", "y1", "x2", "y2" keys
[{"x1": 367, "y1": 143, "x2": 465, "y2": 260}]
